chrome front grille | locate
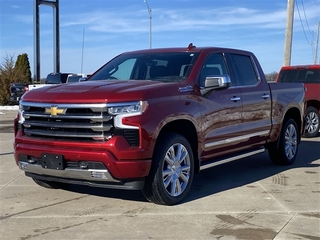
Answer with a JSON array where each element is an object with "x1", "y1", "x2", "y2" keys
[{"x1": 20, "y1": 102, "x2": 114, "y2": 142}]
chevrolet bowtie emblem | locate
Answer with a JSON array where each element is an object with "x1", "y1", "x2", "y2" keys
[{"x1": 45, "y1": 106, "x2": 65, "y2": 116}]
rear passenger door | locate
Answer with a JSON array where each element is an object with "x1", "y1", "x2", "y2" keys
[{"x1": 226, "y1": 53, "x2": 272, "y2": 148}]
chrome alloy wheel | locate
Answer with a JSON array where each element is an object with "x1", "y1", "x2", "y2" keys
[
  {"x1": 305, "y1": 111, "x2": 319, "y2": 135},
  {"x1": 284, "y1": 123, "x2": 298, "y2": 160},
  {"x1": 162, "y1": 143, "x2": 191, "y2": 197}
]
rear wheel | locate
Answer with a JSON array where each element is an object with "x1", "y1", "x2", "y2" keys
[
  {"x1": 303, "y1": 106, "x2": 319, "y2": 138},
  {"x1": 268, "y1": 118, "x2": 299, "y2": 165},
  {"x1": 143, "y1": 133, "x2": 194, "y2": 205}
]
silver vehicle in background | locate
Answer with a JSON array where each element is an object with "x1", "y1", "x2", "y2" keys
[{"x1": 66, "y1": 73, "x2": 91, "y2": 83}]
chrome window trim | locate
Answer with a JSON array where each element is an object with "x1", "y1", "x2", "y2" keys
[{"x1": 250, "y1": 55, "x2": 261, "y2": 81}]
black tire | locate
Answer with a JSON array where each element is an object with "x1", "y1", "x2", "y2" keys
[
  {"x1": 268, "y1": 118, "x2": 299, "y2": 165},
  {"x1": 32, "y1": 178, "x2": 63, "y2": 189},
  {"x1": 142, "y1": 133, "x2": 194, "y2": 205},
  {"x1": 303, "y1": 106, "x2": 319, "y2": 138}
]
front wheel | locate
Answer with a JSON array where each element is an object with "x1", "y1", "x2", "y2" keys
[
  {"x1": 303, "y1": 106, "x2": 319, "y2": 138},
  {"x1": 142, "y1": 133, "x2": 194, "y2": 205},
  {"x1": 268, "y1": 118, "x2": 299, "y2": 165}
]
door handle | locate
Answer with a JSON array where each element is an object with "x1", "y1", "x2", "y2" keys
[
  {"x1": 262, "y1": 94, "x2": 270, "y2": 99},
  {"x1": 231, "y1": 96, "x2": 241, "y2": 102}
]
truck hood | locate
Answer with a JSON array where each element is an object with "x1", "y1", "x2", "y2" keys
[{"x1": 22, "y1": 80, "x2": 183, "y2": 103}]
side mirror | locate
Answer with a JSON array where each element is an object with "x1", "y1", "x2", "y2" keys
[
  {"x1": 205, "y1": 75, "x2": 231, "y2": 89},
  {"x1": 201, "y1": 75, "x2": 231, "y2": 95}
]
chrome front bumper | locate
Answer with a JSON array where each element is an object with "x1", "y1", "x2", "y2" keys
[
  {"x1": 19, "y1": 161, "x2": 145, "y2": 190},
  {"x1": 19, "y1": 161, "x2": 119, "y2": 182}
]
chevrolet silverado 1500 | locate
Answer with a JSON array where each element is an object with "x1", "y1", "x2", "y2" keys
[{"x1": 14, "y1": 45, "x2": 305, "y2": 205}]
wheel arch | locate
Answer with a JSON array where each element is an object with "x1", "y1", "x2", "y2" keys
[
  {"x1": 267, "y1": 106, "x2": 303, "y2": 149},
  {"x1": 306, "y1": 100, "x2": 320, "y2": 114},
  {"x1": 283, "y1": 107, "x2": 303, "y2": 143}
]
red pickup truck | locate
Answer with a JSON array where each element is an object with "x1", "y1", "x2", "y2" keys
[
  {"x1": 276, "y1": 65, "x2": 320, "y2": 138},
  {"x1": 14, "y1": 45, "x2": 305, "y2": 205}
]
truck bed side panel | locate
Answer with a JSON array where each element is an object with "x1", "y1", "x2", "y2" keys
[{"x1": 267, "y1": 82, "x2": 305, "y2": 142}]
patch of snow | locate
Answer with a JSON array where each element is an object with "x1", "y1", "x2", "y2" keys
[
  {"x1": 0, "y1": 105, "x2": 19, "y2": 114},
  {"x1": 0, "y1": 105, "x2": 19, "y2": 110}
]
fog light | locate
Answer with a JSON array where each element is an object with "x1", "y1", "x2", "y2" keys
[
  {"x1": 19, "y1": 162, "x2": 28, "y2": 170},
  {"x1": 79, "y1": 161, "x2": 88, "y2": 169},
  {"x1": 28, "y1": 157, "x2": 37, "y2": 164}
]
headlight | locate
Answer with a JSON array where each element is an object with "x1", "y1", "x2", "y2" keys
[
  {"x1": 108, "y1": 101, "x2": 148, "y2": 116},
  {"x1": 18, "y1": 103, "x2": 25, "y2": 124}
]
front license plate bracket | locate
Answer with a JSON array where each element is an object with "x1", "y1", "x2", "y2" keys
[{"x1": 41, "y1": 153, "x2": 64, "y2": 170}]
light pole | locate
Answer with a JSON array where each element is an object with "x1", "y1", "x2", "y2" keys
[
  {"x1": 314, "y1": 21, "x2": 319, "y2": 64},
  {"x1": 144, "y1": 0, "x2": 152, "y2": 49},
  {"x1": 283, "y1": 0, "x2": 294, "y2": 66}
]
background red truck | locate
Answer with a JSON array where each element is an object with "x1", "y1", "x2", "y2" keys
[
  {"x1": 14, "y1": 45, "x2": 305, "y2": 205},
  {"x1": 276, "y1": 65, "x2": 320, "y2": 138}
]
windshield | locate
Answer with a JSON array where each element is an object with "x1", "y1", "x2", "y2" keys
[
  {"x1": 278, "y1": 69, "x2": 320, "y2": 83},
  {"x1": 89, "y1": 52, "x2": 199, "y2": 82}
]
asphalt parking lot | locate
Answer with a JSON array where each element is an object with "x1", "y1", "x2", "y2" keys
[{"x1": 0, "y1": 109, "x2": 319, "y2": 240}]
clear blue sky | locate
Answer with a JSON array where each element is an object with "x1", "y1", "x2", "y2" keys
[{"x1": 0, "y1": 0, "x2": 319, "y2": 78}]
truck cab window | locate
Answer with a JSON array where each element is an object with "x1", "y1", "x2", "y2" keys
[
  {"x1": 199, "y1": 53, "x2": 228, "y2": 87},
  {"x1": 278, "y1": 69, "x2": 320, "y2": 83},
  {"x1": 229, "y1": 54, "x2": 258, "y2": 86}
]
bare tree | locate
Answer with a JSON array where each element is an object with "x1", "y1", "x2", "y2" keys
[{"x1": 265, "y1": 71, "x2": 278, "y2": 82}]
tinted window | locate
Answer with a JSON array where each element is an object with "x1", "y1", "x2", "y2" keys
[
  {"x1": 198, "y1": 53, "x2": 229, "y2": 87},
  {"x1": 60, "y1": 74, "x2": 69, "y2": 83},
  {"x1": 67, "y1": 76, "x2": 81, "y2": 83},
  {"x1": 229, "y1": 54, "x2": 258, "y2": 86},
  {"x1": 90, "y1": 52, "x2": 199, "y2": 82},
  {"x1": 278, "y1": 69, "x2": 320, "y2": 83},
  {"x1": 46, "y1": 73, "x2": 70, "y2": 84},
  {"x1": 46, "y1": 74, "x2": 61, "y2": 84}
]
